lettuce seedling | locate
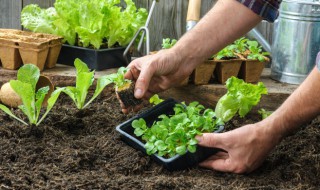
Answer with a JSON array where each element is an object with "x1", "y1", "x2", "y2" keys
[
  {"x1": 215, "y1": 77, "x2": 268, "y2": 122},
  {"x1": 0, "y1": 64, "x2": 63, "y2": 126},
  {"x1": 61, "y1": 58, "x2": 113, "y2": 109},
  {"x1": 149, "y1": 94, "x2": 164, "y2": 106},
  {"x1": 246, "y1": 40, "x2": 270, "y2": 62},
  {"x1": 102, "y1": 67, "x2": 142, "y2": 107},
  {"x1": 213, "y1": 45, "x2": 238, "y2": 60},
  {"x1": 132, "y1": 101, "x2": 223, "y2": 158},
  {"x1": 258, "y1": 108, "x2": 273, "y2": 120},
  {"x1": 161, "y1": 38, "x2": 177, "y2": 49}
]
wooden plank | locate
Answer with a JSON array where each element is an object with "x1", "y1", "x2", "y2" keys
[
  {"x1": 0, "y1": 0, "x2": 22, "y2": 29},
  {"x1": 22, "y1": 0, "x2": 55, "y2": 8}
]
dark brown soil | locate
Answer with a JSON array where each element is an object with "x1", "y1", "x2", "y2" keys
[{"x1": 0, "y1": 91, "x2": 319, "y2": 190}]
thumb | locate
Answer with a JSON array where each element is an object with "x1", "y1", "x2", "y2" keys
[{"x1": 196, "y1": 133, "x2": 225, "y2": 150}]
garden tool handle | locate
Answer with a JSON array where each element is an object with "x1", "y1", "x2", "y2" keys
[{"x1": 186, "y1": 0, "x2": 201, "y2": 31}]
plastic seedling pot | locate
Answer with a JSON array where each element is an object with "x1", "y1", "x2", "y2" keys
[
  {"x1": 116, "y1": 98, "x2": 224, "y2": 171},
  {"x1": 57, "y1": 44, "x2": 131, "y2": 71}
]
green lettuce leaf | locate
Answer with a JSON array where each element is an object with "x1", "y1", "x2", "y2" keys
[{"x1": 215, "y1": 77, "x2": 268, "y2": 122}]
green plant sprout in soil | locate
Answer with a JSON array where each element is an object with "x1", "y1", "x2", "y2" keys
[
  {"x1": 0, "y1": 64, "x2": 63, "y2": 126},
  {"x1": 60, "y1": 58, "x2": 113, "y2": 109},
  {"x1": 132, "y1": 101, "x2": 223, "y2": 158},
  {"x1": 213, "y1": 37, "x2": 270, "y2": 61}
]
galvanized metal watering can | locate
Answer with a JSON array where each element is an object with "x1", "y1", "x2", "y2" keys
[{"x1": 248, "y1": 0, "x2": 320, "y2": 84}]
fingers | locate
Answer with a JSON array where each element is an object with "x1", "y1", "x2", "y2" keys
[
  {"x1": 196, "y1": 133, "x2": 226, "y2": 150},
  {"x1": 199, "y1": 157, "x2": 234, "y2": 173}
]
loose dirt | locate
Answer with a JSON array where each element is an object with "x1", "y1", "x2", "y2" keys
[{"x1": 1, "y1": 91, "x2": 319, "y2": 190}]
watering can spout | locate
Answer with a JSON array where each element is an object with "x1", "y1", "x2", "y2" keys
[{"x1": 247, "y1": 28, "x2": 271, "y2": 54}]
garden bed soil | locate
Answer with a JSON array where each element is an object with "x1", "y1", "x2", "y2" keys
[{"x1": 1, "y1": 91, "x2": 320, "y2": 189}]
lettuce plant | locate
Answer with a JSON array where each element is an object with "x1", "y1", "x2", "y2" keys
[
  {"x1": 0, "y1": 64, "x2": 63, "y2": 126},
  {"x1": 132, "y1": 102, "x2": 223, "y2": 158},
  {"x1": 215, "y1": 77, "x2": 268, "y2": 122},
  {"x1": 61, "y1": 58, "x2": 113, "y2": 109},
  {"x1": 21, "y1": 0, "x2": 148, "y2": 49}
]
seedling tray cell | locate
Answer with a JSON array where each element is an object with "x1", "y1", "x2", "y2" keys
[{"x1": 116, "y1": 98, "x2": 224, "y2": 171}]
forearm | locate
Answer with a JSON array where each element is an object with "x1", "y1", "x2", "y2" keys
[
  {"x1": 263, "y1": 67, "x2": 320, "y2": 140},
  {"x1": 172, "y1": 0, "x2": 262, "y2": 69}
]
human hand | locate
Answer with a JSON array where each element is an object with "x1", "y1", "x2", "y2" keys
[
  {"x1": 196, "y1": 123, "x2": 281, "y2": 173},
  {"x1": 121, "y1": 49, "x2": 198, "y2": 113}
]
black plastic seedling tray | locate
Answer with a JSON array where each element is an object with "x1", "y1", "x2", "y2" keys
[
  {"x1": 116, "y1": 98, "x2": 224, "y2": 171},
  {"x1": 57, "y1": 44, "x2": 130, "y2": 70}
]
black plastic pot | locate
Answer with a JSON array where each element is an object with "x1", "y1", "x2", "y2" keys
[
  {"x1": 116, "y1": 98, "x2": 224, "y2": 171},
  {"x1": 57, "y1": 44, "x2": 130, "y2": 71}
]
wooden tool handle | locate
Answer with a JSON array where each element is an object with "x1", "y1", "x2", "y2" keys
[{"x1": 187, "y1": 0, "x2": 201, "y2": 21}]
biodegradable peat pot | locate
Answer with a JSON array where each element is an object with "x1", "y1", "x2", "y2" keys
[
  {"x1": 0, "y1": 75, "x2": 54, "y2": 108},
  {"x1": 0, "y1": 29, "x2": 62, "y2": 71},
  {"x1": 214, "y1": 59, "x2": 242, "y2": 84},
  {"x1": 238, "y1": 59, "x2": 268, "y2": 83},
  {"x1": 116, "y1": 98, "x2": 224, "y2": 171},
  {"x1": 18, "y1": 40, "x2": 49, "y2": 71},
  {"x1": 192, "y1": 60, "x2": 217, "y2": 85},
  {"x1": 57, "y1": 44, "x2": 131, "y2": 71},
  {"x1": 0, "y1": 39, "x2": 22, "y2": 70}
]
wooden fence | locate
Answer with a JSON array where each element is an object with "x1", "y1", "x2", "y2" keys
[{"x1": 0, "y1": 0, "x2": 273, "y2": 52}]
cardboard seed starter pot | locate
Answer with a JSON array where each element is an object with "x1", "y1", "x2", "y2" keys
[{"x1": 116, "y1": 98, "x2": 224, "y2": 171}]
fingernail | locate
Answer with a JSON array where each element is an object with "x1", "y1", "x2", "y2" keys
[
  {"x1": 134, "y1": 88, "x2": 143, "y2": 98},
  {"x1": 195, "y1": 135, "x2": 202, "y2": 143}
]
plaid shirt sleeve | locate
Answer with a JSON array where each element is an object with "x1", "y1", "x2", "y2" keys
[{"x1": 237, "y1": 0, "x2": 282, "y2": 22}]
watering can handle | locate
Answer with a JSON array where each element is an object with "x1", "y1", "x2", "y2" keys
[{"x1": 186, "y1": 0, "x2": 201, "y2": 31}]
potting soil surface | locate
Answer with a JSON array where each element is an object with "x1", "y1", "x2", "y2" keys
[{"x1": 0, "y1": 90, "x2": 320, "y2": 190}]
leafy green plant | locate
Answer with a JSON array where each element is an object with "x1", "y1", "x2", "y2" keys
[
  {"x1": 21, "y1": 0, "x2": 148, "y2": 49},
  {"x1": 233, "y1": 37, "x2": 248, "y2": 54},
  {"x1": 213, "y1": 45, "x2": 238, "y2": 60},
  {"x1": 161, "y1": 38, "x2": 177, "y2": 49},
  {"x1": 61, "y1": 58, "x2": 113, "y2": 109},
  {"x1": 132, "y1": 102, "x2": 223, "y2": 158},
  {"x1": 0, "y1": 64, "x2": 63, "y2": 126},
  {"x1": 102, "y1": 67, "x2": 131, "y2": 90},
  {"x1": 149, "y1": 94, "x2": 164, "y2": 106},
  {"x1": 215, "y1": 76, "x2": 268, "y2": 122},
  {"x1": 258, "y1": 108, "x2": 273, "y2": 120},
  {"x1": 246, "y1": 40, "x2": 270, "y2": 62}
]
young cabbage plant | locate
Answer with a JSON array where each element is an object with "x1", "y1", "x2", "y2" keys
[
  {"x1": 215, "y1": 76, "x2": 268, "y2": 122},
  {"x1": 0, "y1": 64, "x2": 63, "y2": 126},
  {"x1": 132, "y1": 101, "x2": 223, "y2": 158},
  {"x1": 102, "y1": 67, "x2": 142, "y2": 107},
  {"x1": 61, "y1": 58, "x2": 113, "y2": 109}
]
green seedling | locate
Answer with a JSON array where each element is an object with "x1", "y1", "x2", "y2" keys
[
  {"x1": 61, "y1": 58, "x2": 113, "y2": 109},
  {"x1": 0, "y1": 64, "x2": 63, "y2": 126},
  {"x1": 258, "y1": 108, "x2": 273, "y2": 120},
  {"x1": 246, "y1": 40, "x2": 270, "y2": 62},
  {"x1": 162, "y1": 38, "x2": 177, "y2": 49},
  {"x1": 132, "y1": 101, "x2": 223, "y2": 158},
  {"x1": 149, "y1": 94, "x2": 164, "y2": 106}
]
